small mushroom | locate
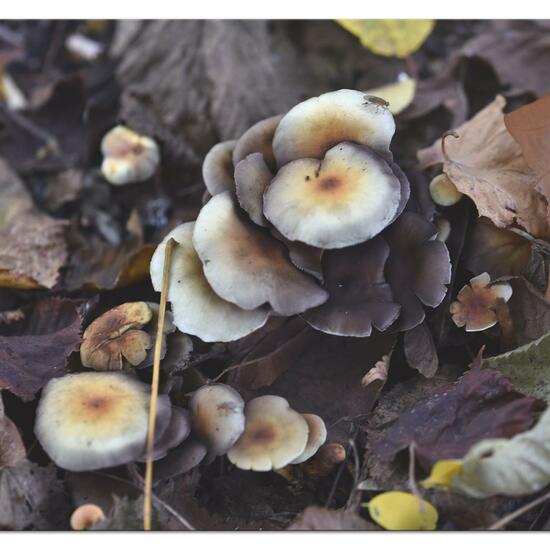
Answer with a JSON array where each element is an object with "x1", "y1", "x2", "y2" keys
[
  {"x1": 450, "y1": 272, "x2": 513, "y2": 332},
  {"x1": 302, "y1": 236, "x2": 400, "y2": 336},
  {"x1": 70, "y1": 503, "x2": 105, "y2": 530},
  {"x1": 202, "y1": 140, "x2": 237, "y2": 196},
  {"x1": 272, "y1": 89, "x2": 395, "y2": 167},
  {"x1": 227, "y1": 395, "x2": 309, "y2": 471},
  {"x1": 302, "y1": 442, "x2": 346, "y2": 478},
  {"x1": 234, "y1": 153, "x2": 273, "y2": 226},
  {"x1": 263, "y1": 142, "x2": 402, "y2": 249},
  {"x1": 35, "y1": 372, "x2": 172, "y2": 471},
  {"x1": 384, "y1": 212, "x2": 452, "y2": 331},
  {"x1": 101, "y1": 125, "x2": 160, "y2": 185},
  {"x1": 435, "y1": 218, "x2": 451, "y2": 242},
  {"x1": 192, "y1": 192, "x2": 328, "y2": 315},
  {"x1": 233, "y1": 114, "x2": 282, "y2": 171},
  {"x1": 189, "y1": 383, "x2": 246, "y2": 456},
  {"x1": 150, "y1": 222, "x2": 269, "y2": 342},
  {"x1": 290, "y1": 414, "x2": 327, "y2": 464},
  {"x1": 429, "y1": 173, "x2": 463, "y2": 206}
]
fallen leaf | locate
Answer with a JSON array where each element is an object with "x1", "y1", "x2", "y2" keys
[
  {"x1": 0, "y1": 393, "x2": 25, "y2": 467},
  {"x1": 404, "y1": 321, "x2": 438, "y2": 378},
  {"x1": 288, "y1": 506, "x2": 375, "y2": 530},
  {"x1": 0, "y1": 157, "x2": 67, "y2": 289},
  {"x1": 0, "y1": 298, "x2": 83, "y2": 400},
  {"x1": 337, "y1": 20, "x2": 434, "y2": 58},
  {"x1": 505, "y1": 94, "x2": 550, "y2": 204},
  {"x1": 373, "y1": 366, "x2": 539, "y2": 470},
  {"x1": 365, "y1": 491, "x2": 438, "y2": 530},
  {"x1": 418, "y1": 96, "x2": 550, "y2": 239},
  {"x1": 450, "y1": 406, "x2": 550, "y2": 497},
  {"x1": 365, "y1": 75, "x2": 416, "y2": 115}
]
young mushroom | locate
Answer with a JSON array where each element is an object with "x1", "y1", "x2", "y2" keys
[
  {"x1": 450, "y1": 272, "x2": 513, "y2": 332},
  {"x1": 70, "y1": 503, "x2": 106, "y2": 530},
  {"x1": 35, "y1": 372, "x2": 172, "y2": 471},
  {"x1": 189, "y1": 383, "x2": 246, "y2": 456},
  {"x1": 101, "y1": 125, "x2": 160, "y2": 185},
  {"x1": 429, "y1": 173, "x2": 463, "y2": 206},
  {"x1": 227, "y1": 395, "x2": 309, "y2": 471},
  {"x1": 302, "y1": 442, "x2": 346, "y2": 478}
]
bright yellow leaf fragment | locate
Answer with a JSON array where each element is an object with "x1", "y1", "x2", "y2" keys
[
  {"x1": 365, "y1": 491, "x2": 438, "y2": 530},
  {"x1": 338, "y1": 20, "x2": 435, "y2": 58},
  {"x1": 365, "y1": 75, "x2": 416, "y2": 115},
  {"x1": 421, "y1": 459, "x2": 464, "y2": 490}
]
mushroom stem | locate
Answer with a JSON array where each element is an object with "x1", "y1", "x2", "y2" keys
[{"x1": 144, "y1": 237, "x2": 176, "y2": 531}]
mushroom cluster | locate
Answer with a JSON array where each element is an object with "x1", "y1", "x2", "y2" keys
[{"x1": 151, "y1": 89, "x2": 451, "y2": 342}]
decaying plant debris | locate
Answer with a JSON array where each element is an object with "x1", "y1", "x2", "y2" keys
[{"x1": 3, "y1": 19, "x2": 550, "y2": 532}]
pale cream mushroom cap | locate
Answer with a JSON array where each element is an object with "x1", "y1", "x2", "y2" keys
[
  {"x1": 34, "y1": 372, "x2": 171, "y2": 472},
  {"x1": 272, "y1": 89, "x2": 395, "y2": 167},
  {"x1": 202, "y1": 140, "x2": 237, "y2": 196},
  {"x1": 150, "y1": 222, "x2": 269, "y2": 342},
  {"x1": 189, "y1": 384, "x2": 246, "y2": 456},
  {"x1": 290, "y1": 414, "x2": 327, "y2": 464},
  {"x1": 70, "y1": 504, "x2": 105, "y2": 530},
  {"x1": 101, "y1": 125, "x2": 160, "y2": 185},
  {"x1": 429, "y1": 173, "x2": 463, "y2": 206},
  {"x1": 192, "y1": 192, "x2": 328, "y2": 315},
  {"x1": 227, "y1": 395, "x2": 309, "y2": 471},
  {"x1": 264, "y1": 142, "x2": 401, "y2": 249}
]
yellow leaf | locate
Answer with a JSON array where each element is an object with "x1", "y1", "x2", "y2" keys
[
  {"x1": 338, "y1": 20, "x2": 435, "y2": 58},
  {"x1": 365, "y1": 491, "x2": 438, "y2": 530},
  {"x1": 365, "y1": 75, "x2": 416, "y2": 115},
  {"x1": 422, "y1": 459, "x2": 463, "y2": 490}
]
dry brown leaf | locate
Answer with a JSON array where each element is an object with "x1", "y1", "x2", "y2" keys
[
  {"x1": 0, "y1": 157, "x2": 67, "y2": 289},
  {"x1": 418, "y1": 96, "x2": 550, "y2": 240},
  {"x1": 289, "y1": 506, "x2": 376, "y2": 530}
]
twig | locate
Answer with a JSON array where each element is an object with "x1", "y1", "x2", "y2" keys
[
  {"x1": 440, "y1": 131, "x2": 459, "y2": 163},
  {"x1": 345, "y1": 438, "x2": 361, "y2": 510},
  {"x1": 143, "y1": 237, "x2": 176, "y2": 531},
  {"x1": 489, "y1": 490, "x2": 550, "y2": 531},
  {"x1": 408, "y1": 442, "x2": 423, "y2": 502}
]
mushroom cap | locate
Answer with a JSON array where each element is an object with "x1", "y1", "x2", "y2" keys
[
  {"x1": 264, "y1": 142, "x2": 402, "y2": 249},
  {"x1": 272, "y1": 89, "x2": 395, "y2": 167},
  {"x1": 429, "y1": 173, "x2": 463, "y2": 206},
  {"x1": 80, "y1": 302, "x2": 154, "y2": 371},
  {"x1": 302, "y1": 442, "x2": 346, "y2": 478},
  {"x1": 202, "y1": 140, "x2": 237, "y2": 196},
  {"x1": 385, "y1": 212, "x2": 452, "y2": 332},
  {"x1": 35, "y1": 372, "x2": 172, "y2": 472},
  {"x1": 227, "y1": 395, "x2": 309, "y2": 471},
  {"x1": 189, "y1": 383, "x2": 246, "y2": 456},
  {"x1": 302, "y1": 237, "x2": 400, "y2": 336},
  {"x1": 192, "y1": 192, "x2": 328, "y2": 315},
  {"x1": 450, "y1": 272, "x2": 513, "y2": 332},
  {"x1": 234, "y1": 153, "x2": 273, "y2": 226},
  {"x1": 233, "y1": 114, "x2": 282, "y2": 171},
  {"x1": 101, "y1": 125, "x2": 160, "y2": 185},
  {"x1": 150, "y1": 222, "x2": 269, "y2": 342},
  {"x1": 70, "y1": 503, "x2": 105, "y2": 530},
  {"x1": 290, "y1": 414, "x2": 327, "y2": 464}
]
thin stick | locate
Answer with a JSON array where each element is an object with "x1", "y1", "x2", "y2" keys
[
  {"x1": 489, "y1": 490, "x2": 550, "y2": 531},
  {"x1": 143, "y1": 237, "x2": 176, "y2": 531}
]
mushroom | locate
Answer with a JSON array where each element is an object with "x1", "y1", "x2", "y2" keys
[
  {"x1": 227, "y1": 395, "x2": 309, "y2": 471},
  {"x1": 272, "y1": 89, "x2": 395, "y2": 166},
  {"x1": 302, "y1": 442, "x2": 346, "y2": 478},
  {"x1": 234, "y1": 153, "x2": 273, "y2": 226},
  {"x1": 70, "y1": 503, "x2": 105, "y2": 530},
  {"x1": 34, "y1": 372, "x2": 172, "y2": 471},
  {"x1": 150, "y1": 222, "x2": 269, "y2": 342},
  {"x1": 232, "y1": 114, "x2": 282, "y2": 171},
  {"x1": 101, "y1": 125, "x2": 160, "y2": 185},
  {"x1": 302, "y1": 236, "x2": 400, "y2": 336},
  {"x1": 450, "y1": 272, "x2": 513, "y2": 332},
  {"x1": 384, "y1": 212, "x2": 452, "y2": 331},
  {"x1": 189, "y1": 383, "x2": 246, "y2": 456},
  {"x1": 290, "y1": 414, "x2": 327, "y2": 464},
  {"x1": 192, "y1": 191, "x2": 328, "y2": 315},
  {"x1": 263, "y1": 142, "x2": 402, "y2": 249},
  {"x1": 202, "y1": 140, "x2": 237, "y2": 196},
  {"x1": 429, "y1": 173, "x2": 463, "y2": 206},
  {"x1": 80, "y1": 301, "x2": 175, "y2": 371}
]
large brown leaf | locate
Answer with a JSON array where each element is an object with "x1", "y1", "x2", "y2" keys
[
  {"x1": 418, "y1": 96, "x2": 550, "y2": 240},
  {"x1": 0, "y1": 298, "x2": 83, "y2": 400},
  {"x1": 0, "y1": 157, "x2": 67, "y2": 289}
]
